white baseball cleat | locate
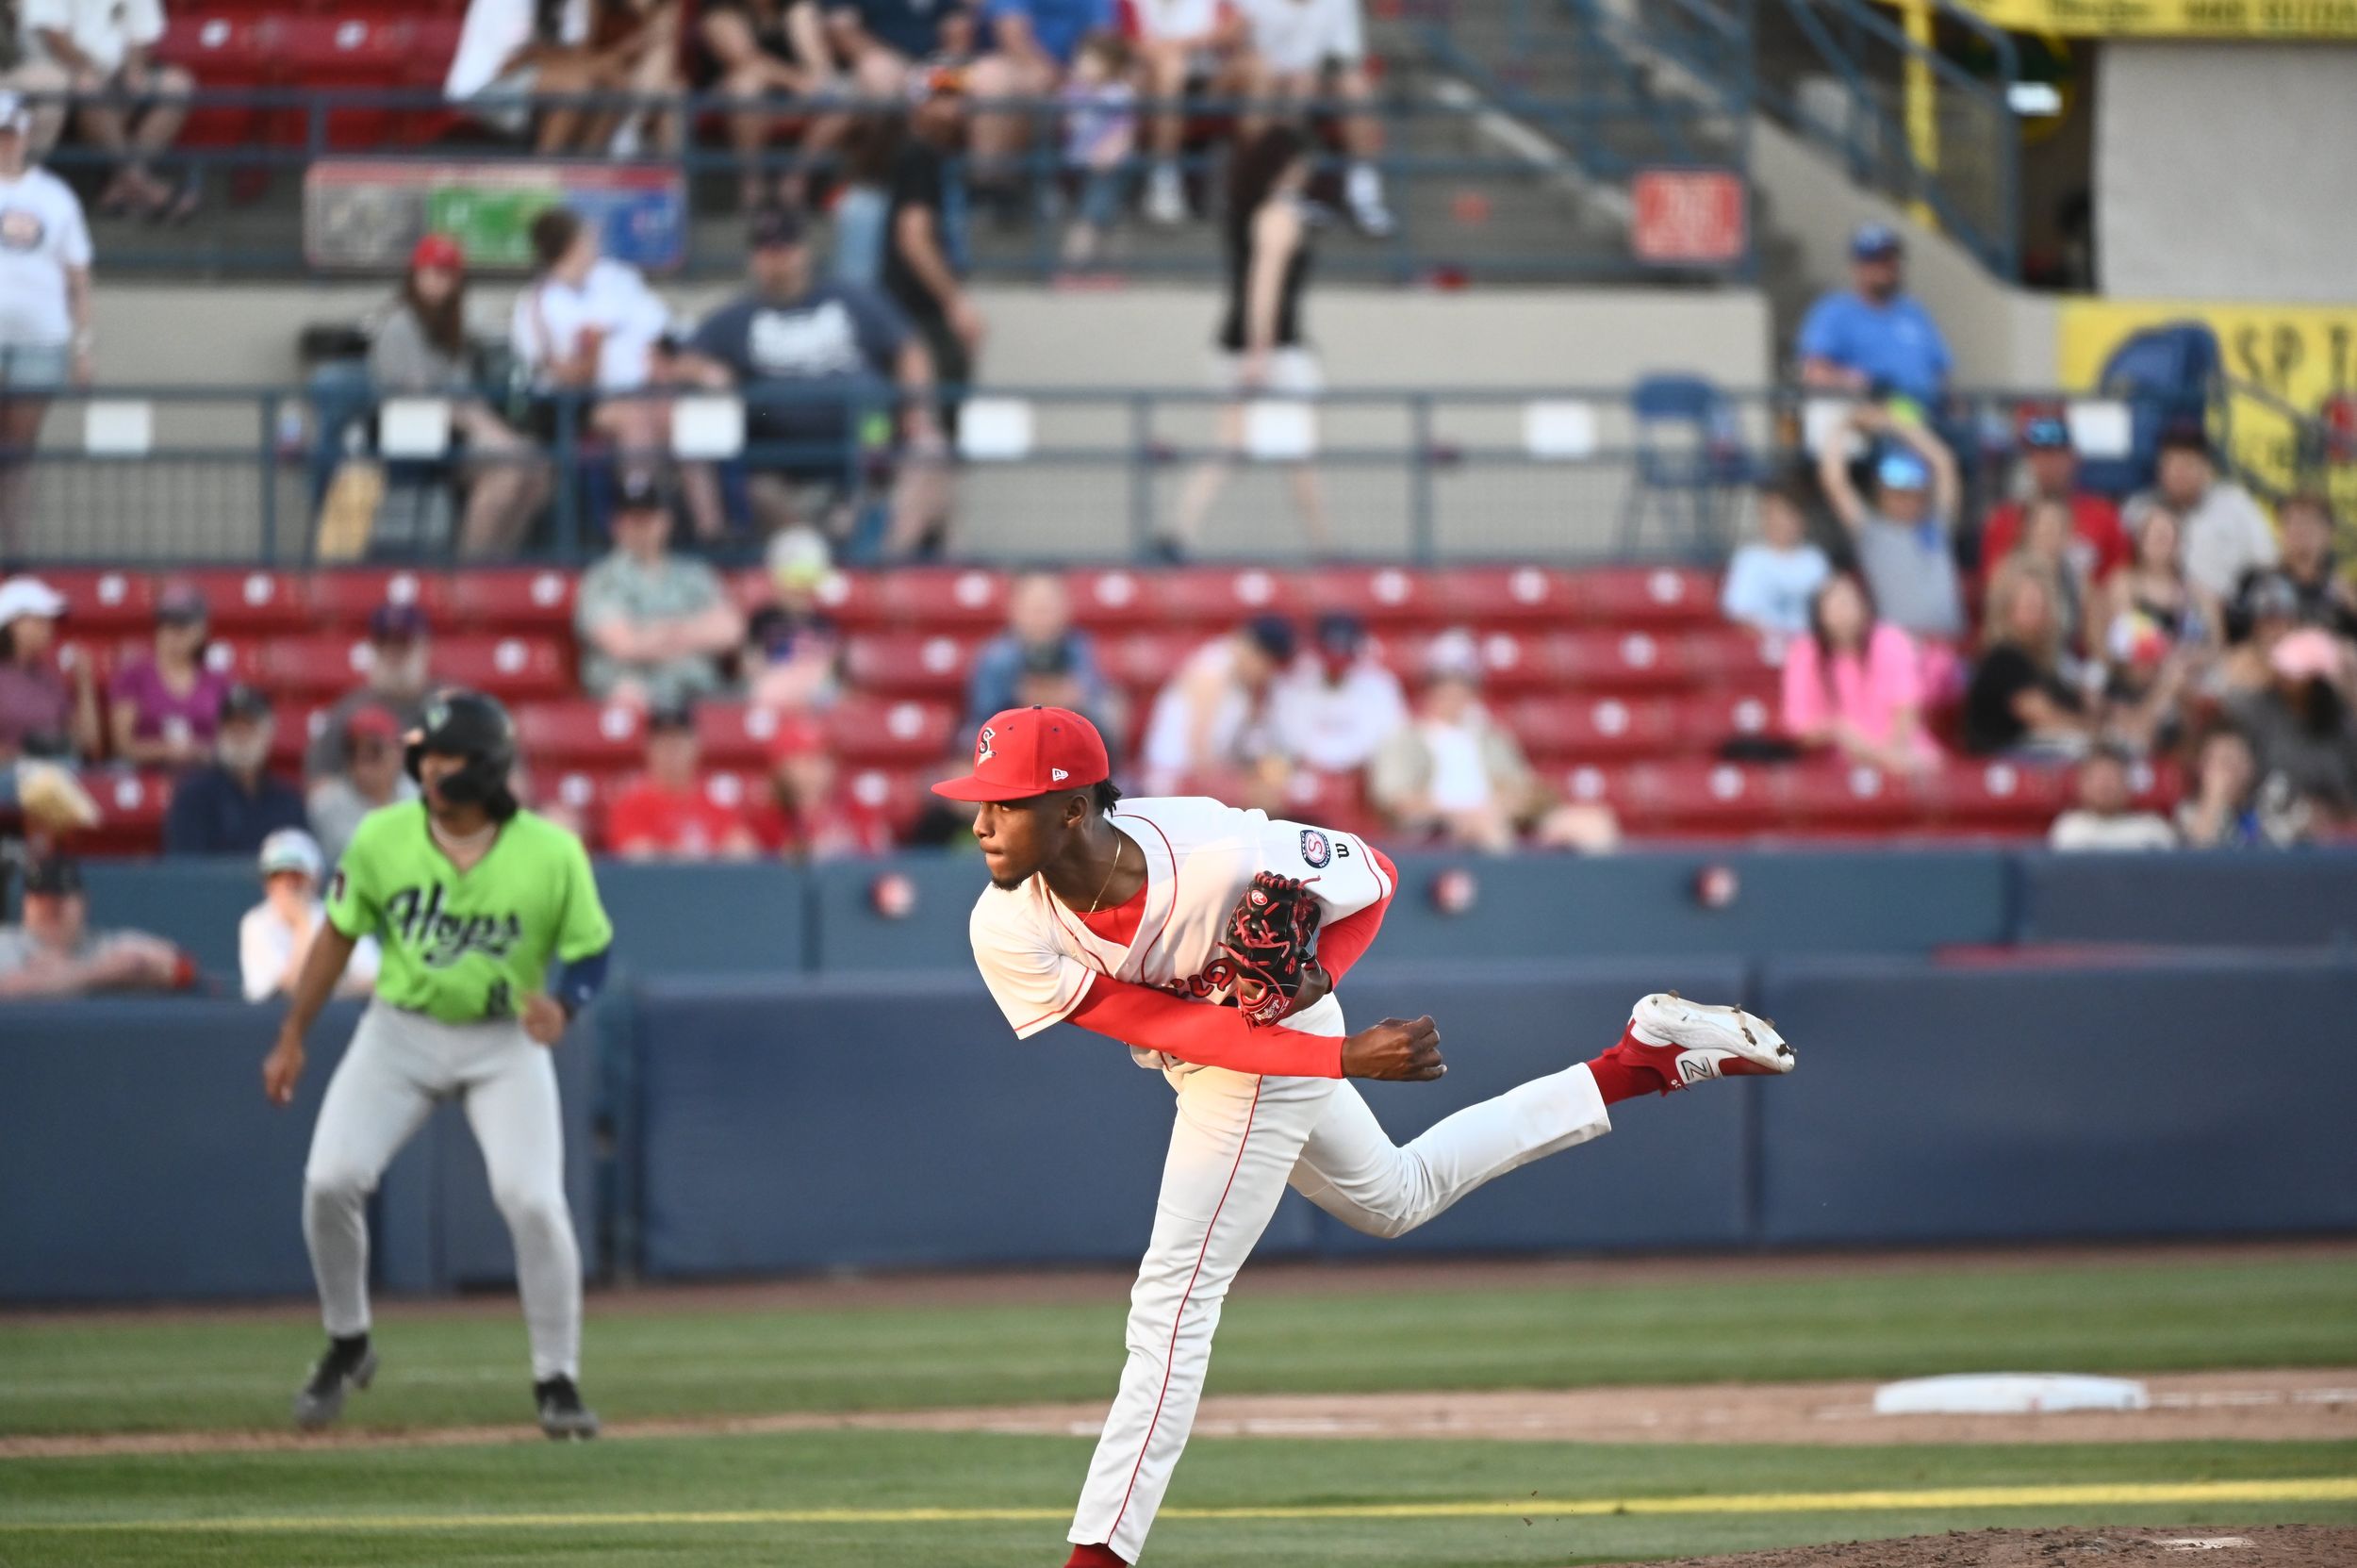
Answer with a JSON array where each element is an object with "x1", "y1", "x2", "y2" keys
[{"x1": 1621, "y1": 991, "x2": 1794, "y2": 1088}]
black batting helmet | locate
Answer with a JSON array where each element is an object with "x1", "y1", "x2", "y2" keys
[{"x1": 404, "y1": 688, "x2": 520, "y2": 821}]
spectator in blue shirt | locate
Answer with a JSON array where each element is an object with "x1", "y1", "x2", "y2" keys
[
  {"x1": 827, "y1": 0, "x2": 974, "y2": 76},
  {"x1": 1796, "y1": 223, "x2": 1953, "y2": 408},
  {"x1": 162, "y1": 685, "x2": 309, "y2": 858},
  {"x1": 964, "y1": 570, "x2": 1120, "y2": 741},
  {"x1": 965, "y1": 0, "x2": 1116, "y2": 190}
]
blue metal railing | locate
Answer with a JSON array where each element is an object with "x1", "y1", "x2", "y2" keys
[
  {"x1": 5, "y1": 380, "x2": 2172, "y2": 570},
  {"x1": 1614, "y1": 0, "x2": 2020, "y2": 276},
  {"x1": 12, "y1": 83, "x2": 1753, "y2": 283}
]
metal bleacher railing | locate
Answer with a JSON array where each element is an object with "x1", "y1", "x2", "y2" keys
[
  {"x1": 1603, "y1": 0, "x2": 2021, "y2": 278},
  {"x1": 6, "y1": 381, "x2": 2224, "y2": 569},
  {"x1": 20, "y1": 81, "x2": 1751, "y2": 284}
]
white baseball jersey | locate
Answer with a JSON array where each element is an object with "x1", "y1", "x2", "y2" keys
[{"x1": 967, "y1": 795, "x2": 1393, "y2": 1063}]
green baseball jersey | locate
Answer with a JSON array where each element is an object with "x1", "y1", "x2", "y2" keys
[{"x1": 326, "y1": 803, "x2": 613, "y2": 1024}]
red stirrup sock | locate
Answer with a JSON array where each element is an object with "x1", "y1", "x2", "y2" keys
[
  {"x1": 1065, "y1": 1543, "x2": 1129, "y2": 1567},
  {"x1": 1585, "y1": 1048, "x2": 1672, "y2": 1103}
]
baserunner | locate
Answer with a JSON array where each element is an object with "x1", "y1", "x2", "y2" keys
[{"x1": 261, "y1": 689, "x2": 613, "y2": 1439}]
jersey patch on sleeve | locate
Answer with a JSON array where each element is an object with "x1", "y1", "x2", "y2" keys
[{"x1": 1298, "y1": 828, "x2": 1331, "y2": 868}]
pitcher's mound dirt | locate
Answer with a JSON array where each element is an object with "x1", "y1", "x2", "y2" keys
[{"x1": 1627, "y1": 1526, "x2": 2356, "y2": 1567}]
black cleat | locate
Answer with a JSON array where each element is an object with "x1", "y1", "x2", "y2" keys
[
  {"x1": 535, "y1": 1375, "x2": 600, "y2": 1440},
  {"x1": 292, "y1": 1336, "x2": 377, "y2": 1430}
]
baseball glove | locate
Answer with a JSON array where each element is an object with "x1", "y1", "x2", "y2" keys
[{"x1": 1221, "y1": 872, "x2": 1323, "y2": 1028}]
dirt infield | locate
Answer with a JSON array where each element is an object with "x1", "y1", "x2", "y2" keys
[
  {"x1": 7, "y1": 1368, "x2": 2349, "y2": 1461},
  {"x1": 1623, "y1": 1526, "x2": 2357, "y2": 1567}
]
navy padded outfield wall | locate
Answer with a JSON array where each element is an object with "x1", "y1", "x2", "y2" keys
[
  {"x1": 0, "y1": 999, "x2": 599, "y2": 1301},
  {"x1": 1753, "y1": 950, "x2": 2357, "y2": 1244}
]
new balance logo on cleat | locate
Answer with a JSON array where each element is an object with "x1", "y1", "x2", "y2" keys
[{"x1": 1680, "y1": 1058, "x2": 1715, "y2": 1084}]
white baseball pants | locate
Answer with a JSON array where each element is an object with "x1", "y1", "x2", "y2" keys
[
  {"x1": 1069, "y1": 995, "x2": 1612, "y2": 1560},
  {"x1": 302, "y1": 1003, "x2": 584, "y2": 1381}
]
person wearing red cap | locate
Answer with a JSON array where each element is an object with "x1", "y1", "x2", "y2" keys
[
  {"x1": 368, "y1": 233, "x2": 551, "y2": 557},
  {"x1": 604, "y1": 703, "x2": 760, "y2": 860},
  {"x1": 936, "y1": 706, "x2": 1798, "y2": 1568},
  {"x1": 305, "y1": 703, "x2": 420, "y2": 867},
  {"x1": 747, "y1": 717, "x2": 891, "y2": 860}
]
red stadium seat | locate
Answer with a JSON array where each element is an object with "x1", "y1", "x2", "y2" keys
[
  {"x1": 175, "y1": 569, "x2": 312, "y2": 633},
  {"x1": 1612, "y1": 760, "x2": 1788, "y2": 835},
  {"x1": 76, "y1": 770, "x2": 174, "y2": 850},
  {"x1": 268, "y1": 702, "x2": 337, "y2": 770},
  {"x1": 515, "y1": 701, "x2": 646, "y2": 768},
  {"x1": 1299, "y1": 566, "x2": 1449, "y2": 627},
  {"x1": 304, "y1": 569, "x2": 457, "y2": 631},
  {"x1": 1782, "y1": 758, "x2": 1937, "y2": 830},
  {"x1": 844, "y1": 766, "x2": 931, "y2": 834},
  {"x1": 1273, "y1": 768, "x2": 1376, "y2": 840},
  {"x1": 254, "y1": 634, "x2": 370, "y2": 696},
  {"x1": 1068, "y1": 566, "x2": 1301, "y2": 630},
  {"x1": 1671, "y1": 689, "x2": 1783, "y2": 751},
  {"x1": 820, "y1": 696, "x2": 959, "y2": 766},
  {"x1": 1508, "y1": 696, "x2": 1678, "y2": 763},
  {"x1": 693, "y1": 702, "x2": 783, "y2": 768},
  {"x1": 1373, "y1": 628, "x2": 1556, "y2": 692},
  {"x1": 1572, "y1": 566, "x2": 1722, "y2": 627},
  {"x1": 449, "y1": 569, "x2": 579, "y2": 632},
  {"x1": 842, "y1": 632, "x2": 983, "y2": 697},
  {"x1": 1426, "y1": 567, "x2": 1579, "y2": 624},
  {"x1": 729, "y1": 569, "x2": 888, "y2": 627},
  {"x1": 870, "y1": 568, "x2": 1011, "y2": 629},
  {"x1": 1925, "y1": 758, "x2": 2073, "y2": 830},
  {"x1": 426, "y1": 635, "x2": 573, "y2": 701},
  {"x1": 1102, "y1": 630, "x2": 1207, "y2": 701},
  {"x1": 41, "y1": 570, "x2": 157, "y2": 635},
  {"x1": 156, "y1": 15, "x2": 273, "y2": 148}
]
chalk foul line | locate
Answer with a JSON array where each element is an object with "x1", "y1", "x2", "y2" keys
[{"x1": 9, "y1": 1476, "x2": 2357, "y2": 1532}]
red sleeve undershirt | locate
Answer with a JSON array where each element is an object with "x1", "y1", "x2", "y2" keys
[{"x1": 1060, "y1": 847, "x2": 1399, "y2": 1079}]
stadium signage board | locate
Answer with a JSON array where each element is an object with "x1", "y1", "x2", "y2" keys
[
  {"x1": 304, "y1": 161, "x2": 688, "y2": 274},
  {"x1": 1630, "y1": 169, "x2": 1747, "y2": 266}
]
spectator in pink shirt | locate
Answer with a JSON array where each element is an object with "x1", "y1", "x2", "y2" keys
[
  {"x1": 107, "y1": 582, "x2": 232, "y2": 769},
  {"x1": 1782, "y1": 573, "x2": 1939, "y2": 773}
]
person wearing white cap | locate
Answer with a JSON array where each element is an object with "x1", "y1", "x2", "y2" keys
[
  {"x1": 239, "y1": 829, "x2": 379, "y2": 1003},
  {"x1": 0, "y1": 573, "x2": 99, "y2": 832},
  {"x1": 0, "y1": 90, "x2": 92, "y2": 560}
]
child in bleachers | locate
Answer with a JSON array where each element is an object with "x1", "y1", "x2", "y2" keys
[{"x1": 1058, "y1": 31, "x2": 1136, "y2": 269}]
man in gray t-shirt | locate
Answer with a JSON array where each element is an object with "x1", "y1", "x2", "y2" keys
[
  {"x1": 1819, "y1": 404, "x2": 1965, "y2": 643},
  {"x1": 0, "y1": 855, "x2": 184, "y2": 999},
  {"x1": 572, "y1": 472, "x2": 746, "y2": 709}
]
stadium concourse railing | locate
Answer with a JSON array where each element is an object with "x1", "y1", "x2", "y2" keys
[
  {"x1": 16, "y1": 82, "x2": 1749, "y2": 284},
  {"x1": 7, "y1": 383, "x2": 2137, "y2": 569}
]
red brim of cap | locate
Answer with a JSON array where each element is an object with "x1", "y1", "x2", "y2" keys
[{"x1": 931, "y1": 773, "x2": 1050, "y2": 803}]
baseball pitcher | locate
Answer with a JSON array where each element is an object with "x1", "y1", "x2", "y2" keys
[
  {"x1": 261, "y1": 690, "x2": 613, "y2": 1439},
  {"x1": 937, "y1": 706, "x2": 1796, "y2": 1566}
]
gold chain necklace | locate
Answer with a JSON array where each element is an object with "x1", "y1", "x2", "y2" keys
[{"x1": 1086, "y1": 836, "x2": 1127, "y2": 915}]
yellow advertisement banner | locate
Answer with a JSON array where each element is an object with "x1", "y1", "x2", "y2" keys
[
  {"x1": 2056, "y1": 298, "x2": 2357, "y2": 525},
  {"x1": 1937, "y1": 0, "x2": 2357, "y2": 37}
]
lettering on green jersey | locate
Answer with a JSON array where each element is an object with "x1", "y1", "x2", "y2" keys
[{"x1": 384, "y1": 884, "x2": 526, "y2": 969}]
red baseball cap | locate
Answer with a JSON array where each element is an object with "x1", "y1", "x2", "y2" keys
[
  {"x1": 931, "y1": 706, "x2": 1109, "y2": 803},
  {"x1": 410, "y1": 232, "x2": 465, "y2": 272}
]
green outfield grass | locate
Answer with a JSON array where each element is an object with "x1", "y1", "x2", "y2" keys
[
  {"x1": 4, "y1": 1433, "x2": 2354, "y2": 1567},
  {"x1": 4, "y1": 1252, "x2": 2352, "y2": 1566},
  {"x1": 3, "y1": 1253, "x2": 2352, "y2": 1436}
]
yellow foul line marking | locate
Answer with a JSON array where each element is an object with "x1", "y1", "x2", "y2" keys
[{"x1": 8, "y1": 1477, "x2": 2357, "y2": 1532}]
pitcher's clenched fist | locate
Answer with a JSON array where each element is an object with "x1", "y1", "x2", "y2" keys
[{"x1": 1343, "y1": 1015, "x2": 1445, "y2": 1081}]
